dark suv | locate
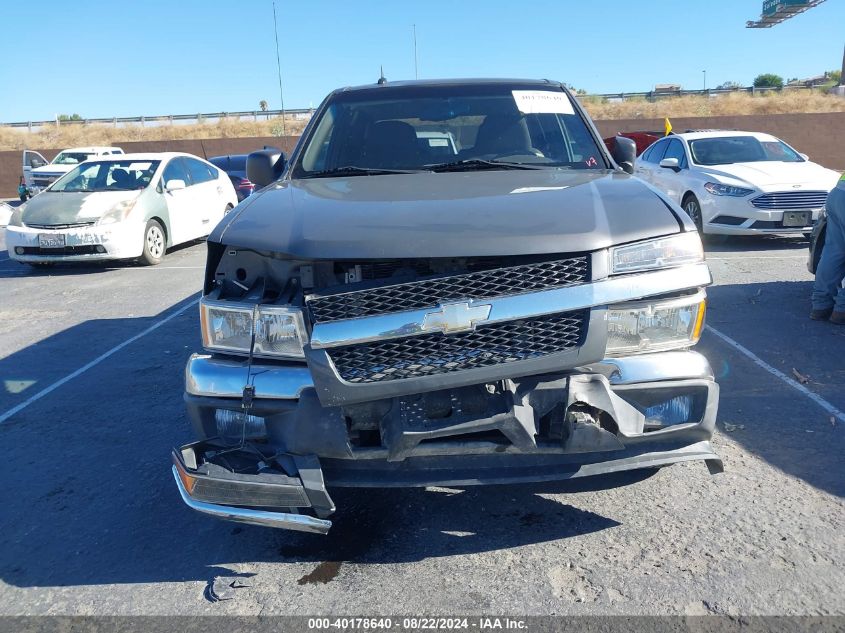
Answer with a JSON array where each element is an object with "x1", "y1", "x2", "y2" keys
[{"x1": 172, "y1": 79, "x2": 721, "y2": 534}]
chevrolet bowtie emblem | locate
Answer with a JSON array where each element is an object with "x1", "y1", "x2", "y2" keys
[{"x1": 422, "y1": 302, "x2": 492, "y2": 334}]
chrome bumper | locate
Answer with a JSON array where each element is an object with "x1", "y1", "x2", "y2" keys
[{"x1": 185, "y1": 350, "x2": 716, "y2": 400}]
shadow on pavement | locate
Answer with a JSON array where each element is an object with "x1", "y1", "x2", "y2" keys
[
  {"x1": 703, "y1": 233, "x2": 809, "y2": 254},
  {"x1": 0, "y1": 300, "x2": 630, "y2": 589},
  {"x1": 703, "y1": 279, "x2": 845, "y2": 498}
]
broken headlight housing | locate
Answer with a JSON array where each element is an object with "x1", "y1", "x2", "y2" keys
[
  {"x1": 200, "y1": 299, "x2": 307, "y2": 359},
  {"x1": 605, "y1": 291, "x2": 706, "y2": 357},
  {"x1": 610, "y1": 232, "x2": 703, "y2": 274}
]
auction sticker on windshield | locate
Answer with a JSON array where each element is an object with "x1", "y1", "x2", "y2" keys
[{"x1": 512, "y1": 90, "x2": 574, "y2": 115}]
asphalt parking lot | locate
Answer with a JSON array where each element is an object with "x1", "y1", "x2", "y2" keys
[{"x1": 0, "y1": 229, "x2": 842, "y2": 616}]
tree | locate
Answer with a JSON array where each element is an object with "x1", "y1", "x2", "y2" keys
[
  {"x1": 57, "y1": 113, "x2": 83, "y2": 121},
  {"x1": 259, "y1": 100, "x2": 268, "y2": 112},
  {"x1": 716, "y1": 81, "x2": 742, "y2": 90},
  {"x1": 829, "y1": 70, "x2": 842, "y2": 85},
  {"x1": 753, "y1": 73, "x2": 784, "y2": 89}
]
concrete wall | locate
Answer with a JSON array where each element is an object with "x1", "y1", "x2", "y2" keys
[
  {"x1": 2, "y1": 111, "x2": 842, "y2": 197},
  {"x1": 0, "y1": 136, "x2": 298, "y2": 199}
]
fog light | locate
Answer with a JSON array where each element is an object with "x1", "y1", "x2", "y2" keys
[
  {"x1": 644, "y1": 395, "x2": 692, "y2": 427},
  {"x1": 214, "y1": 409, "x2": 267, "y2": 440},
  {"x1": 15, "y1": 247, "x2": 24, "y2": 255},
  {"x1": 95, "y1": 245, "x2": 107, "y2": 253}
]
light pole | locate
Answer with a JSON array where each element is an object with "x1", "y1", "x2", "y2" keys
[{"x1": 703, "y1": 70, "x2": 707, "y2": 91}]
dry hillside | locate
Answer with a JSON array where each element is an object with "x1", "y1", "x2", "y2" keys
[{"x1": 1, "y1": 91, "x2": 844, "y2": 151}]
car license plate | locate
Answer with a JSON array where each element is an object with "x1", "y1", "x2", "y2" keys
[
  {"x1": 38, "y1": 233, "x2": 66, "y2": 249},
  {"x1": 782, "y1": 211, "x2": 810, "y2": 227}
]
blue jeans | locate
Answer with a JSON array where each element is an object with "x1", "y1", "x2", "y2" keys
[{"x1": 812, "y1": 185, "x2": 845, "y2": 312}]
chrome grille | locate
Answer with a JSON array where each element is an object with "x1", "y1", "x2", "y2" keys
[
  {"x1": 751, "y1": 191, "x2": 828, "y2": 210},
  {"x1": 308, "y1": 255, "x2": 589, "y2": 323},
  {"x1": 329, "y1": 311, "x2": 587, "y2": 384}
]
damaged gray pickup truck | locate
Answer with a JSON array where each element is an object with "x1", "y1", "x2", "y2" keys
[{"x1": 172, "y1": 78, "x2": 722, "y2": 534}]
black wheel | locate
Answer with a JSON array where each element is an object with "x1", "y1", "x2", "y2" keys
[
  {"x1": 682, "y1": 194, "x2": 704, "y2": 233},
  {"x1": 140, "y1": 219, "x2": 166, "y2": 266}
]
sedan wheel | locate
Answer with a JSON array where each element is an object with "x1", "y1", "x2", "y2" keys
[
  {"x1": 140, "y1": 220, "x2": 165, "y2": 266},
  {"x1": 683, "y1": 196, "x2": 704, "y2": 232}
]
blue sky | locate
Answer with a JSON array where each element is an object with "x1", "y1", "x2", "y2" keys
[{"x1": 1, "y1": 0, "x2": 843, "y2": 122}]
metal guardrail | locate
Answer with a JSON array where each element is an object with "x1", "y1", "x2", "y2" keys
[
  {"x1": 580, "y1": 84, "x2": 825, "y2": 100},
  {"x1": 0, "y1": 108, "x2": 314, "y2": 130},
  {"x1": 0, "y1": 84, "x2": 832, "y2": 128}
]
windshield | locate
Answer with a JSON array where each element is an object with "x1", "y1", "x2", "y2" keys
[
  {"x1": 50, "y1": 160, "x2": 161, "y2": 192},
  {"x1": 52, "y1": 151, "x2": 96, "y2": 165},
  {"x1": 689, "y1": 136, "x2": 803, "y2": 166},
  {"x1": 293, "y1": 85, "x2": 606, "y2": 177}
]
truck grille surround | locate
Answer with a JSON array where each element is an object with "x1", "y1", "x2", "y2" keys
[
  {"x1": 306, "y1": 255, "x2": 591, "y2": 384},
  {"x1": 329, "y1": 311, "x2": 588, "y2": 383},
  {"x1": 307, "y1": 255, "x2": 589, "y2": 323}
]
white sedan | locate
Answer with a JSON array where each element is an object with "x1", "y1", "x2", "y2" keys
[
  {"x1": 6, "y1": 152, "x2": 238, "y2": 266},
  {"x1": 635, "y1": 130, "x2": 840, "y2": 236}
]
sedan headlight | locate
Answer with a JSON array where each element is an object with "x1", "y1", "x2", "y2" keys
[
  {"x1": 610, "y1": 232, "x2": 703, "y2": 274},
  {"x1": 97, "y1": 199, "x2": 137, "y2": 225},
  {"x1": 606, "y1": 292, "x2": 706, "y2": 357},
  {"x1": 200, "y1": 299, "x2": 307, "y2": 358},
  {"x1": 8, "y1": 207, "x2": 25, "y2": 227},
  {"x1": 703, "y1": 182, "x2": 754, "y2": 197}
]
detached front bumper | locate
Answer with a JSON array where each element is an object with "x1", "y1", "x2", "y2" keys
[
  {"x1": 174, "y1": 350, "x2": 722, "y2": 533},
  {"x1": 5, "y1": 221, "x2": 145, "y2": 262}
]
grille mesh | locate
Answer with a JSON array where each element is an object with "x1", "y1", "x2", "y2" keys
[
  {"x1": 329, "y1": 311, "x2": 587, "y2": 384},
  {"x1": 751, "y1": 191, "x2": 828, "y2": 210},
  {"x1": 308, "y1": 256, "x2": 589, "y2": 323}
]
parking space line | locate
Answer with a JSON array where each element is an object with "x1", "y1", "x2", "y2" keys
[
  {"x1": 0, "y1": 295, "x2": 200, "y2": 425},
  {"x1": 706, "y1": 324, "x2": 845, "y2": 423}
]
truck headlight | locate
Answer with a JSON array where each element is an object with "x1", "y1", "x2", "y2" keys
[
  {"x1": 200, "y1": 299, "x2": 307, "y2": 358},
  {"x1": 610, "y1": 232, "x2": 703, "y2": 274},
  {"x1": 605, "y1": 292, "x2": 706, "y2": 357}
]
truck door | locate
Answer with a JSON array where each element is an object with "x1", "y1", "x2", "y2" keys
[{"x1": 22, "y1": 150, "x2": 48, "y2": 188}]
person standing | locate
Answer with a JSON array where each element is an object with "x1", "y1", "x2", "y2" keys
[{"x1": 811, "y1": 173, "x2": 845, "y2": 325}]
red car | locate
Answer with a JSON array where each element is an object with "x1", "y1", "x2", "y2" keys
[{"x1": 604, "y1": 131, "x2": 662, "y2": 157}]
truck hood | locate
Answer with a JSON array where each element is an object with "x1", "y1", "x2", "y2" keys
[
  {"x1": 701, "y1": 161, "x2": 840, "y2": 189},
  {"x1": 31, "y1": 164, "x2": 75, "y2": 176},
  {"x1": 216, "y1": 170, "x2": 683, "y2": 259},
  {"x1": 21, "y1": 190, "x2": 142, "y2": 225}
]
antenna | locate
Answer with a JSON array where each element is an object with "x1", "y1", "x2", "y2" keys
[
  {"x1": 412, "y1": 24, "x2": 418, "y2": 79},
  {"x1": 272, "y1": 1, "x2": 286, "y2": 136},
  {"x1": 378, "y1": 66, "x2": 387, "y2": 85}
]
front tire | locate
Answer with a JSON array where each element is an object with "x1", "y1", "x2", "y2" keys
[
  {"x1": 682, "y1": 194, "x2": 704, "y2": 233},
  {"x1": 140, "y1": 220, "x2": 165, "y2": 266}
]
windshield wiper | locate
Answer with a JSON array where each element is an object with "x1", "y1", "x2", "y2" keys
[
  {"x1": 429, "y1": 159, "x2": 544, "y2": 173},
  {"x1": 306, "y1": 166, "x2": 426, "y2": 178}
]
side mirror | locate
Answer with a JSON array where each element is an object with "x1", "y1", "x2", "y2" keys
[
  {"x1": 659, "y1": 157, "x2": 681, "y2": 171},
  {"x1": 611, "y1": 136, "x2": 636, "y2": 174},
  {"x1": 247, "y1": 149, "x2": 287, "y2": 188},
  {"x1": 30, "y1": 158, "x2": 46, "y2": 168},
  {"x1": 165, "y1": 179, "x2": 186, "y2": 191}
]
